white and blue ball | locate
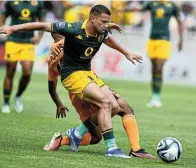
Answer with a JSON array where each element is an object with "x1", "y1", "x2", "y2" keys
[{"x1": 157, "y1": 137, "x2": 182, "y2": 163}]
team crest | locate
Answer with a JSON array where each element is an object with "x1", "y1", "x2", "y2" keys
[
  {"x1": 76, "y1": 35, "x2": 83, "y2": 40},
  {"x1": 21, "y1": 9, "x2": 31, "y2": 18},
  {"x1": 68, "y1": 23, "x2": 72, "y2": 28},
  {"x1": 156, "y1": 8, "x2": 165, "y2": 18},
  {"x1": 98, "y1": 34, "x2": 104, "y2": 42}
]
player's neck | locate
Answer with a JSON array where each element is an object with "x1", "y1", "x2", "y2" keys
[{"x1": 85, "y1": 20, "x2": 97, "y2": 37}]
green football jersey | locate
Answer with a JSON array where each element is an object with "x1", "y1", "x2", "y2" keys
[
  {"x1": 51, "y1": 20, "x2": 109, "y2": 80},
  {"x1": 1, "y1": 1, "x2": 45, "y2": 43},
  {"x1": 143, "y1": 1, "x2": 180, "y2": 41}
]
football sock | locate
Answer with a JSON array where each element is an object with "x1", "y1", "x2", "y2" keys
[
  {"x1": 122, "y1": 114, "x2": 141, "y2": 152},
  {"x1": 83, "y1": 118, "x2": 97, "y2": 131},
  {"x1": 3, "y1": 89, "x2": 11, "y2": 105},
  {"x1": 61, "y1": 132, "x2": 92, "y2": 146},
  {"x1": 152, "y1": 73, "x2": 162, "y2": 99},
  {"x1": 16, "y1": 75, "x2": 30, "y2": 97},
  {"x1": 74, "y1": 123, "x2": 89, "y2": 139},
  {"x1": 102, "y1": 128, "x2": 118, "y2": 151}
]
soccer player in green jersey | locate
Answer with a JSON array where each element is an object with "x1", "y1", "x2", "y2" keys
[
  {"x1": 0, "y1": 1, "x2": 45, "y2": 113},
  {"x1": 120, "y1": 1, "x2": 183, "y2": 107},
  {"x1": 0, "y1": 4, "x2": 142, "y2": 158}
]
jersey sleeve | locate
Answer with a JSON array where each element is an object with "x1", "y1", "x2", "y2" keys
[
  {"x1": 142, "y1": 2, "x2": 151, "y2": 11},
  {"x1": 1, "y1": 2, "x2": 11, "y2": 17},
  {"x1": 51, "y1": 21, "x2": 75, "y2": 36},
  {"x1": 36, "y1": 2, "x2": 45, "y2": 20}
]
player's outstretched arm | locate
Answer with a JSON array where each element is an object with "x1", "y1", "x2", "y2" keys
[
  {"x1": 48, "y1": 67, "x2": 69, "y2": 118},
  {"x1": 104, "y1": 36, "x2": 143, "y2": 64},
  {"x1": 0, "y1": 22, "x2": 51, "y2": 37}
]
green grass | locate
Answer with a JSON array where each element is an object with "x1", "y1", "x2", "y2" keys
[{"x1": 0, "y1": 68, "x2": 195, "y2": 168}]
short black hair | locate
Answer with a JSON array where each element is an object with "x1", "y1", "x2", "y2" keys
[{"x1": 90, "y1": 4, "x2": 111, "y2": 16}]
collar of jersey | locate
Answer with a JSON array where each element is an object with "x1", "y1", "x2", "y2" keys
[{"x1": 81, "y1": 19, "x2": 98, "y2": 38}]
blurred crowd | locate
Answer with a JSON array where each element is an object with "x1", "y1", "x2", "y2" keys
[
  {"x1": 0, "y1": 1, "x2": 196, "y2": 32},
  {"x1": 43, "y1": 1, "x2": 196, "y2": 33}
]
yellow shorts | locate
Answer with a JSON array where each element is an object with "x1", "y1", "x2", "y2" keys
[
  {"x1": 62, "y1": 71, "x2": 105, "y2": 99},
  {"x1": 147, "y1": 40, "x2": 171, "y2": 59},
  {"x1": 4, "y1": 41, "x2": 35, "y2": 62}
]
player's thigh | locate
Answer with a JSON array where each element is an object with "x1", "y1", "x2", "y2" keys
[
  {"x1": 19, "y1": 43, "x2": 35, "y2": 62},
  {"x1": 83, "y1": 82, "x2": 110, "y2": 108},
  {"x1": 62, "y1": 71, "x2": 109, "y2": 106},
  {"x1": 4, "y1": 42, "x2": 20, "y2": 62},
  {"x1": 69, "y1": 92, "x2": 93, "y2": 121},
  {"x1": 20, "y1": 60, "x2": 34, "y2": 75}
]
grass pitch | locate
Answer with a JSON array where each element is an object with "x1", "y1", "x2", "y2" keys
[{"x1": 0, "y1": 68, "x2": 195, "y2": 168}]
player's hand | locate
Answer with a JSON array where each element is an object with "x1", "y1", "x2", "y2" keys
[
  {"x1": 108, "y1": 23, "x2": 122, "y2": 34},
  {"x1": 0, "y1": 25, "x2": 14, "y2": 37},
  {"x1": 56, "y1": 105, "x2": 69, "y2": 118},
  {"x1": 125, "y1": 51, "x2": 143, "y2": 65},
  {"x1": 178, "y1": 40, "x2": 183, "y2": 52},
  {"x1": 31, "y1": 36, "x2": 41, "y2": 44}
]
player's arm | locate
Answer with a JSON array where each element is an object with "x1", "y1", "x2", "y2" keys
[
  {"x1": 48, "y1": 66, "x2": 69, "y2": 118},
  {"x1": 173, "y1": 3, "x2": 183, "y2": 51},
  {"x1": 0, "y1": 21, "x2": 74, "y2": 38},
  {"x1": 104, "y1": 35, "x2": 142, "y2": 65}
]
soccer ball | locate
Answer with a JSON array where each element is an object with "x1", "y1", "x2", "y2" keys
[{"x1": 157, "y1": 137, "x2": 182, "y2": 163}]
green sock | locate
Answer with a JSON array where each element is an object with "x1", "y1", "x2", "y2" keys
[
  {"x1": 102, "y1": 128, "x2": 117, "y2": 150},
  {"x1": 75, "y1": 123, "x2": 89, "y2": 139},
  {"x1": 152, "y1": 73, "x2": 162, "y2": 95}
]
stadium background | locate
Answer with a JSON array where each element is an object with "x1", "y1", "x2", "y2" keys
[
  {"x1": 0, "y1": 1, "x2": 196, "y2": 168},
  {"x1": 0, "y1": 1, "x2": 196, "y2": 84}
]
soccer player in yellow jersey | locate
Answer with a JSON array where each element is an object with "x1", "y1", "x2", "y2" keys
[
  {"x1": 1, "y1": 1, "x2": 45, "y2": 113},
  {"x1": 121, "y1": 1, "x2": 183, "y2": 107}
]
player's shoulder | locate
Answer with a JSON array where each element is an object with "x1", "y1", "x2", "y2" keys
[{"x1": 71, "y1": 21, "x2": 83, "y2": 29}]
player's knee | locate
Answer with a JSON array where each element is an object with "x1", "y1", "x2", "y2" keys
[
  {"x1": 99, "y1": 95, "x2": 112, "y2": 110},
  {"x1": 111, "y1": 102, "x2": 120, "y2": 115}
]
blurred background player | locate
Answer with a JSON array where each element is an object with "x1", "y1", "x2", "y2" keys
[
  {"x1": 120, "y1": 1, "x2": 183, "y2": 107},
  {"x1": 1, "y1": 0, "x2": 45, "y2": 113}
]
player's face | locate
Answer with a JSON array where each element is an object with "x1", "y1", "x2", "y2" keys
[{"x1": 92, "y1": 13, "x2": 111, "y2": 34}]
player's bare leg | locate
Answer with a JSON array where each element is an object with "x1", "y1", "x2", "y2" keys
[
  {"x1": 67, "y1": 83, "x2": 130, "y2": 158},
  {"x1": 2, "y1": 61, "x2": 17, "y2": 113},
  {"x1": 147, "y1": 58, "x2": 166, "y2": 108},
  {"x1": 15, "y1": 60, "x2": 34, "y2": 113}
]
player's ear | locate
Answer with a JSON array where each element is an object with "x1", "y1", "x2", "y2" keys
[{"x1": 91, "y1": 15, "x2": 95, "y2": 22}]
